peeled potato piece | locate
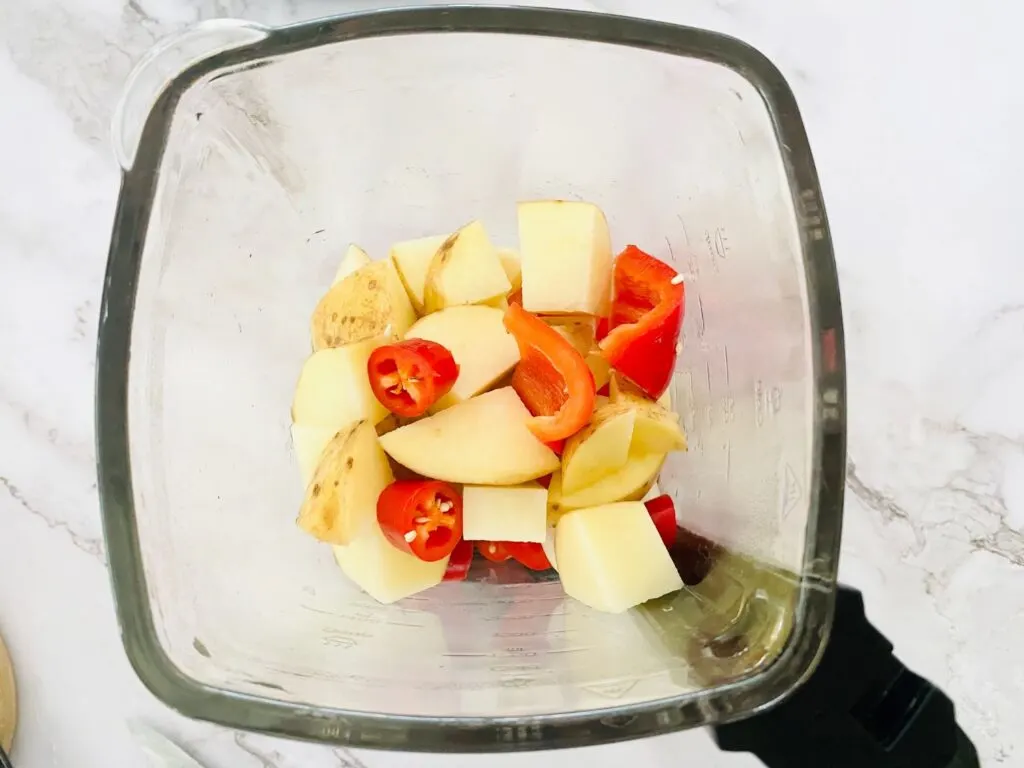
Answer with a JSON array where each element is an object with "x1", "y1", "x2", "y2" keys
[
  {"x1": 462, "y1": 483, "x2": 548, "y2": 543},
  {"x1": 405, "y1": 305, "x2": 520, "y2": 411},
  {"x1": 498, "y1": 247, "x2": 522, "y2": 291},
  {"x1": 332, "y1": 521, "x2": 448, "y2": 604},
  {"x1": 297, "y1": 420, "x2": 392, "y2": 545},
  {"x1": 291, "y1": 340, "x2": 389, "y2": 429},
  {"x1": 378, "y1": 387, "x2": 560, "y2": 485},
  {"x1": 555, "y1": 501, "x2": 683, "y2": 613},
  {"x1": 518, "y1": 200, "x2": 612, "y2": 316}
]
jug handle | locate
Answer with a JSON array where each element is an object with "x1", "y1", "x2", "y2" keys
[
  {"x1": 712, "y1": 585, "x2": 980, "y2": 768},
  {"x1": 111, "y1": 19, "x2": 269, "y2": 171}
]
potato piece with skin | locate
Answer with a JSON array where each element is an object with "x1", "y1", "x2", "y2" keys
[
  {"x1": 291, "y1": 340, "x2": 390, "y2": 428},
  {"x1": 375, "y1": 414, "x2": 400, "y2": 436},
  {"x1": 331, "y1": 244, "x2": 372, "y2": 286},
  {"x1": 462, "y1": 483, "x2": 547, "y2": 543},
  {"x1": 290, "y1": 423, "x2": 338, "y2": 486},
  {"x1": 390, "y1": 234, "x2": 448, "y2": 313},
  {"x1": 297, "y1": 420, "x2": 393, "y2": 545},
  {"x1": 332, "y1": 520, "x2": 448, "y2": 604},
  {"x1": 550, "y1": 449, "x2": 664, "y2": 512},
  {"x1": 311, "y1": 260, "x2": 415, "y2": 350},
  {"x1": 423, "y1": 221, "x2": 511, "y2": 313},
  {"x1": 378, "y1": 387, "x2": 560, "y2": 485},
  {"x1": 519, "y1": 200, "x2": 612, "y2": 316},
  {"x1": 560, "y1": 407, "x2": 636, "y2": 493},
  {"x1": 546, "y1": 472, "x2": 567, "y2": 526},
  {"x1": 405, "y1": 305, "x2": 520, "y2": 411},
  {"x1": 555, "y1": 502, "x2": 683, "y2": 613},
  {"x1": 606, "y1": 373, "x2": 687, "y2": 453},
  {"x1": 610, "y1": 370, "x2": 674, "y2": 410}
]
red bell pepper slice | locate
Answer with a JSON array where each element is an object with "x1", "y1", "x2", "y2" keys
[
  {"x1": 368, "y1": 339, "x2": 459, "y2": 417},
  {"x1": 504, "y1": 303, "x2": 596, "y2": 443},
  {"x1": 644, "y1": 494, "x2": 678, "y2": 549},
  {"x1": 599, "y1": 245, "x2": 685, "y2": 400},
  {"x1": 377, "y1": 480, "x2": 462, "y2": 562},
  {"x1": 476, "y1": 541, "x2": 551, "y2": 571},
  {"x1": 477, "y1": 540, "x2": 511, "y2": 563},
  {"x1": 442, "y1": 539, "x2": 474, "y2": 581},
  {"x1": 504, "y1": 542, "x2": 552, "y2": 571}
]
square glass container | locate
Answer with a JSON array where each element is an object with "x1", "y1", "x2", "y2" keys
[{"x1": 97, "y1": 6, "x2": 846, "y2": 751}]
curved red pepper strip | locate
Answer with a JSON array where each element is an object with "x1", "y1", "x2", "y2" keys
[{"x1": 504, "y1": 303, "x2": 596, "y2": 443}]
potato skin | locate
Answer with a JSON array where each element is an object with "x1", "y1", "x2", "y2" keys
[
  {"x1": 311, "y1": 261, "x2": 410, "y2": 350},
  {"x1": 297, "y1": 420, "x2": 391, "y2": 545}
]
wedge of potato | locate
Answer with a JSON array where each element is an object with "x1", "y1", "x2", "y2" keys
[
  {"x1": 390, "y1": 233, "x2": 448, "y2": 313},
  {"x1": 311, "y1": 259, "x2": 415, "y2": 350},
  {"x1": 422, "y1": 221, "x2": 511, "y2": 313},
  {"x1": 331, "y1": 244, "x2": 372, "y2": 286},
  {"x1": 405, "y1": 305, "x2": 520, "y2": 411},
  {"x1": 297, "y1": 420, "x2": 393, "y2": 545},
  {"x1": 291, "y1": 340, "x2": 389, "y2": 429},
  {"x1": 560, "y1": 406, "x2": 636, "y2": 493},
  {"x1": 605, "y1": 373, "x2": 686, "y2": 453},
  {"x1": 549, "y1": 449, "x2": 665, "y2": 513},
  {"x1": 610, "y1": 370, "x2": 674, "y2": 411},
  {"x1": 378, "y1": 387, "x2": 560, "y2": 485}
]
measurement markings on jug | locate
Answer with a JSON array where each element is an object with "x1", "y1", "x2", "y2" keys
[
  {"x1": 798, "y1": 189, "x2": 826, "y2": 241},
  {"x1": 781, "y1": 462, "x2": 802, "y2": 519}
]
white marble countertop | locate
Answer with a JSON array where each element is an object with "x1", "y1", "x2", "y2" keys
[{"x1": 1, "y1": 0, "x2": 1022, "y2": 766}]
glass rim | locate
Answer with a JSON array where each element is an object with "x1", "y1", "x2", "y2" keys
[{"x1": 95, "y1": 4, "x2": 847, "y2": 751}]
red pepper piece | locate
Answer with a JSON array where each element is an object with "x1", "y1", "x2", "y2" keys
[
  {"x1": 477, "y1": 540, "x2": 511, "y2": 563},
  {"x1": 504, "y1": 303, "x2": 595, "y2": 443},
  {"x1": 376, "y1": 480, "x2": 462, "y2": 562},
  {"x1": 368, "y1": 339, "x2": 459, "y2": 417},
  {"x1": 599, "y1": 246, "x2": 685, "y2": 400},
  {"x1": 476, "y1": 541, "x2": 552, "y2": 571},
  {"x1": 644, "y1": 494, "x2": 678, "y2": 549},
  {"x1": 442, "y1": 539, "x2": 474, "y2": 581},
  {"x1": 503, "y1": 541, "x2": 552, "y2": 571}
]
